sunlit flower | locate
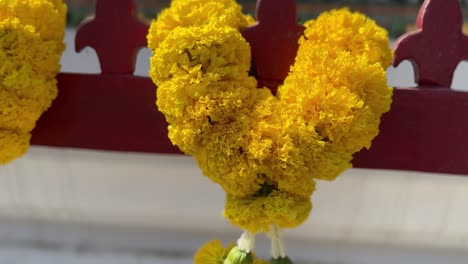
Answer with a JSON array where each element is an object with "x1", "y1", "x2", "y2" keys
[
  {"x1": 194, "y1": 240, "x2": 235, "y2": 264},
  {"x1": 147, "y1": 0, "x2": 253, "y2": 51},
  {"x1": 224, "y1": 189, "x2": 312, "y2": 232},
  {"x1": 0, "y1": 0, "x2": 66, "y2": 164},
  {"x1": 149, "y1": 1, "x2": 392, "y2": 231}
]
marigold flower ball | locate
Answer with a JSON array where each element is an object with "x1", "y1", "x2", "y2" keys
[
  {"x1": 0, "y1": 0, "x2": 66, "y2": 164},
  {"x1": 148, "y1": 0, "x2": 392, "y2": 231}
]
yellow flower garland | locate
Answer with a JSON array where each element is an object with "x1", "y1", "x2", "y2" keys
[
  {"x1": 0, "y1": 0, "x2": 66, "y2": 164},
  {"x1": 148, "y1": 0, "x2": 392, "y2": 253}
]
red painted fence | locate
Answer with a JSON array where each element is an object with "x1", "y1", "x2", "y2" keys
[{"x1": 30, "y1": 0, "x2": 468, "y2": 176}]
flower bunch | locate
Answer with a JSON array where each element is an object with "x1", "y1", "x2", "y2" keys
[
  {"x1": 148, "y1": 0, "x2": 392, "y2": 262},
  {"x1": 0, "y1": 0, "x2": 66, "y2": 164}
]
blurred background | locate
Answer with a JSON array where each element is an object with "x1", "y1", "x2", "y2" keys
[
  {"x1": 65, "y1": 0, "x2": 468, "y2": 37},
  {"x1": 1, "y1": 1, "x2": 468, "y2": 264}
]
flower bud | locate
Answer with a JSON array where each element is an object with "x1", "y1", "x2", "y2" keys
[
  {"x1": 224, "y1": 246, "x2": 254, "y2": 264},
  {"x1": 270, "y1": 256, "x2": 293, "y2": 264}
]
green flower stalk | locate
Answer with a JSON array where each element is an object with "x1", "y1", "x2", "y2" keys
[{"x1": 224, "y1": 246, "x2": 254, "y2": 264}]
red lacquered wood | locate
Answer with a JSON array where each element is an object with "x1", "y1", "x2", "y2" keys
[
  {"x1": 75, "y1": 0, "x2": 149, "y2": 74},
  {"x1": 353, "y1": 87, "x2": 468, "y2": 175},
  {"x1": 353, "y1": 0, "x2": 468, "y2": 175},
  {"x1": 393, "y1": 0, "x2": 468, "y2": 87},
  {"x1": 31, "y1": 0, "x2": 180, "y2": 154},
  {"x1": 242, "y1": 0, "x2": 304, "y2": 93},
  {"x1": 31, "y1": 73, "x2": 180, "y2": 154}
]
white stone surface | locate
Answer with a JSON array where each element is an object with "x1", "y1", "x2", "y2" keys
[{"x1": 1, "y1": 147, "x2": 468, "y2": 263}]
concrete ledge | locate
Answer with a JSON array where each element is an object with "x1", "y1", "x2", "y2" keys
[{"x1": 1, "y1": 147, "x2": 468, "y2": 254}]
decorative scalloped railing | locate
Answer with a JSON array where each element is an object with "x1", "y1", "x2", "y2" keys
[{"x1": 30, "y1": 0, "x2": 468, "y2": 175}]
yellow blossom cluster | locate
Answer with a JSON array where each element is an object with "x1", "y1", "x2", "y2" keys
[
  {"x1": 278, "y1": 9, "x2": 393, "y2": 180},
  {"x1": 0, "y1": 0, "x2": 66, "y2": 164},
  {"x1": 149, "y1": 0, "x2": 392, "y2": 233}
]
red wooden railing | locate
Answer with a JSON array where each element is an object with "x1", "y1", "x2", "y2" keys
[
  {"x1": 30, "y1": 0, "x2": 468, "y2": 176},
  {"x1": 353, "y1": 0, "x2": 468, "y2": 175},
  {"x1": 31, "y1": 0, "x2": 173, "y2": 153}
]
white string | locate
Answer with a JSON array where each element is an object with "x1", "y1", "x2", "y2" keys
[
  {"x1": 270, "y1": 224, "x2": 286, "y2": 259},
  {"x1": 237, "y1": 231, "x2": 256, "y2": 253}
]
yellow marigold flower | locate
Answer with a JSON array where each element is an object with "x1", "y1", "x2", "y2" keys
[
  {"x1": 245, "y1": 97, "x2": 318, "y2": 196},
  {"x1": 147, "y1": 0, "x2": 253, "y2": 50},
  {"x1": 0, "y1": 89, "x2": 42, "y2": 132},
  {"x1": 224, "y1": 190, "x2": 312, "y2": 232},
  {"x1": 194, "y1": 240, "x2": 235, "y2": 264},
  {"x1": 278, "y1": 9, "x2": 393, "y2": 180},
  {"x1": 281, "y1": 49, "x2": 392, "y2": 154},
  {"x1": 0, "y1": 0, "x2": 67, "y2": 43},
  {"x1": 301, "y1": 8, "x2": 392, "y2": 68},
  {"x1": 159, "y1": 76, "x2": 257, "y2": 154},
  {"x1": 0, "y1": 18, "x2": 61, "y2": 89},
  {"x1": 151, "y1": 25, "x2": 253, "y2": 86},
  {"x1": 0, "y1": 0, "x2": 65, "y2": 165},
  {"x1": 196, "y1": 135, "x2": 263, "y2": 196},
  {"x1": 0, "y1": 130, "x2": 29, "y2": 164}
]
